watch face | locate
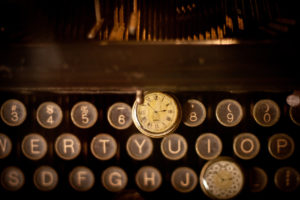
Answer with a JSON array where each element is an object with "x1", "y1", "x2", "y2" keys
[
  {"x1": 200, "y1": 157, "x2": 244, "y2": 200},
  {"x1": 132, "y1": 92, "x2": 181, "y2": 138}
]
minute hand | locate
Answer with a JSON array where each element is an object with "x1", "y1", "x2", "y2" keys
[{"x1": 147, "y1": 103, "x2": 158, "y2": 113}]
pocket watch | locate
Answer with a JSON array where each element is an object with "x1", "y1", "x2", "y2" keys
[
  {"x1": 200, "y1": 157, "x2": 244, "y2": 199},
  {"x1": 132, "y1": 92, "x2": 182, "y2": 138}
]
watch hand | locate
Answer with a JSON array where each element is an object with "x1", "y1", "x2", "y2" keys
[
  {"x1": 147, "y1": 103, "x2": 158, "y2": 113},
  {"x1": 216, "y1": 173, "x2": 225, "y2": 182}
]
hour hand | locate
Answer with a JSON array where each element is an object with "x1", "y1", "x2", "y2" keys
[{"x1": 147, "y1": 103, "x2": 158, "y2": 113}]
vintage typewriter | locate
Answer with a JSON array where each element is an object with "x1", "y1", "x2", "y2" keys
[{"x1": 0, "y1": 0, "x2": 299, "y2": 199}]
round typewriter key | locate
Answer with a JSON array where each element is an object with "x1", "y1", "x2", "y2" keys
[
  {"x1": 55, "y1": 133, "x2": 81, "y2": 160},
  {"x1": 69, "y1": 166, "x2": 95, "y2": 192},
  {"x1": 71, "y1": 101, "x2": 98, "y2": 129},
  {"x1": 1, "y1": 99, "x2": 27, "y2": 126},
  {"x1": 107, "y1": 102, "x2": 132, "y2": 130},
  {"x1": 21, "y1": 133, "x2": 48, "y2": 160},
  {"x1": 101, "y1": 166, "x2": 128, "y2": 192},
  {"x1": 90, "y1": 133, "x2": 117, "y2": 160},
  {"x1": 36, "y1": 102, "x2": 63, "y2": 129},
  {"x1": 135, "y1": 166, "x2": 162, "y2": 192},
  {"x1": 1, "y1": 166, "x2": 25, "y2": 191},
  {"x1": 195, "y1": 133, "x2": 222, "y2": 160},
  {"x1": 216, "y1": 99, "x2": 243, "y2": 127},
  {"x1": 289, "y1": 106, "x2": 300, "y2": 126},
  {"x1": 126, "y1": 133, "x2": 153, "y2": 160},
  {"x1": 0, "y1": 133, "x2": 12, "y2": 159},
  {"x1": 274, "y1": 167, "x2": 300, "y2": 192},
  {"x1": 253, "y1": 99, "x2": 280, "y2": 127},
  {"x1": 248, "y1": 167, "x2": 268, "y2": 192},
  {"x1": 183, "y1": 99, "x2": 206, "y2": 127},
  {"x1": 268, "y1": 133, "x2": 295, "y2": 160},
  {"x1": 161, "y1": 133, "x2": 188, "y2": 160},
  {"x1": 33, "y1": 166, "x2": 58, "y2": 191},
  {"x1": 171, "y1": 167, "x2": 197, "y2": 193},
  {"x1": 233, "y1": 133, "x2": 260, "y2": 160}
]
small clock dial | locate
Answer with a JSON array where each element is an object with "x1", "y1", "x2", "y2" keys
[
  {"x1": 200, "y1": 157, "x2": 244, "y2": 200},
  {"x1": 132, "y1": 92, "x2": 181, "y2": 138}
]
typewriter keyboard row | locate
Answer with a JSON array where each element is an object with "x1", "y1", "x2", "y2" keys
[{"x1": 0, "y1": 91, "x2": 299, "y2": 199}]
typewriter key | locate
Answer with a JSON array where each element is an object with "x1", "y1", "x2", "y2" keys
[
  {"x1": 171, "y1": 167, "x2": 198, "y2": 193},
  {"x1": 33, "y1": 166, "x2": 58, "y2": 191},
  {"x1": 126, "y1": 133, "x2": 153, "y2": 160},
  {"x1": 253, "y1": 99, "x2": 280, "y2": 127},
  {"x1": 268, "y1": 133, "x2": 295, "y2": 160},
  {"x1": 233, "y1": 133, "x2": 260, "y2": 160},
  {"x1": 1, "y1": 166, "x2": 25, "y2": 191},
  {"x1": 274, "y1": 167, "x2": 300, "y2": 192},
  {"x1": 1, "y1": 99, "x2": 27, "y2": 127},
  {"x1": 107, "y1": 102, "x2": 132, "y2": 130},
  {"x1": 55, "y1": 133, "x2": 81, "y2": 160},
  {"x1": 216, "y1": 99, "x2": 243, "y2": 127},
  {"x1": 0, "y1": 133, "x2": 12, "y2": 159},
  {"x1": 183, "y1": 99, "x2": 206, "y2": 127},
  {"x1": 71, "y1": 101, "x2": 98, "y2": 129},
  {"x1": 90, "y1": 133, "x2": 117, "y2": 160},
  {"x1": 21, "y1": 133, "x2": 48, "y2": 160},
  {"x1": 101, "y1": 166, "x2": 128, "y2": 192},
  {"x1": 195, "y1": 133, "x2": 222, "y2": 160},
  {"x1": 135, "y1": 166, "x2": 162, "y2": 192},
  {"x1": 69, "y1": 166, "x2": 95, "y2": 191},
  {"x1": 161, "y1": 133, "x2": 188, "y2": 160},
  {"x1": 248, "y1": 167, "x2": 268, "y2": 192},
  {"x1": 36, "y1": 102, "x2": 63, "y2": 129},
  {"x1": 289, "y1": 105, "x2": 300, "y2": 126}
]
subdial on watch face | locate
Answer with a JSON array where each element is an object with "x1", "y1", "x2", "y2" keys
[
  {"x1": 132, "y1": 92, "x2": 181, "y2": 138},
  {"x1": 200, "y1": 157, "x2": 244, "y2": 200}
]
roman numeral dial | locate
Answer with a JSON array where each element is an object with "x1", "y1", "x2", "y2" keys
[{"x1": 132, "y1": 92, "x2": 181, "y2": 138}]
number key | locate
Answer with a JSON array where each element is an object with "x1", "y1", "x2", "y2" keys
[
  {"x1": 1, "y1": 99, "x2": 27, "y2": 126},
  {"x1": 253, "y1": 99, "x2": 280, "y2": 127},
  {"x1": 216, "y1": 99, "x2": 243, "y2": 127},
  {"x1": 36, "y1": 102, "x2": 63, "y2": 129},
  {"x1": 183, "y1": 99, "x2": 206, "y2": 127},
  {"x1": 107, "y1": 102, "x2": 132, "y2": 130},
  {"x1": 71, "y1": 101, "x2": 98, "y2": 129}
]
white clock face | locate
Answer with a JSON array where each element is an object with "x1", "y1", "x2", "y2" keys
[
  {"x1": 132, "y1": 92, "x2": 181, "y2": 138},
  {"x1": 200, "y1": 158, "x2": 244, "y2": 199}
]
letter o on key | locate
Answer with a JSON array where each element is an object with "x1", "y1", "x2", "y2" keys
[{"x1": 101, "y1": 166, "x2": 128, "y2": 192}]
